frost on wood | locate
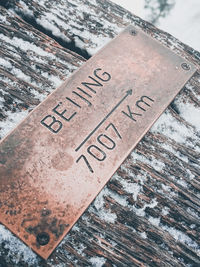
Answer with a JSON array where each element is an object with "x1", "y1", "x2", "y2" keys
[
  {"x1": 0, "y1": 0, "x2": 200, "y2": 266},
  {"x1": 0, "y1": 225, "x2": 39, "y2": 266},
  {"x1": 9, "y1": 0, "x2": 127, "y2": 55},
  {"x1": 8, "y1": 0, "x2": 200, "y2": 61},
  {"x1": 0, "y1": 6, "x2": 84, "y2": 139}
]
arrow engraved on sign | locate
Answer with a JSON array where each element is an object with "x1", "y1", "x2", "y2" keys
[{"x1": 75, "y1": 89, "x2": 132, "y2": 152}]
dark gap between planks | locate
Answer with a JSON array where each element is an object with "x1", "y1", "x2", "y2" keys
[{"x1": 0, "y1": 1, "x2": 91, "y2": 60}]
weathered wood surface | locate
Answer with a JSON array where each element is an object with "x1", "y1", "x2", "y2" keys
[
  {"x1": 0, "y1": 5, "x2": 85, "y2": 139},
  {"x1": 0, "y1": 1, "x2": 200, "y2": 266}
]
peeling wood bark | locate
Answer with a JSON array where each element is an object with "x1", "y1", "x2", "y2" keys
[{"x1": 0, "y1": 1, "x2": 200, "y2": 266}]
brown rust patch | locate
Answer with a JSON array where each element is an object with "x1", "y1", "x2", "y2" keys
[{"x1": 51, "y1": 152, "x2": 73, "y2": 171}]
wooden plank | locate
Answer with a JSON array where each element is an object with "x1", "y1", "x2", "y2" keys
[
  {"x1": 0, "y1": 25, "x2": 197, "y2": 260},
  {"x1": 0, "y1": 5, "x2": 85, "y2": 139},
  {"x1": 0, "y1": 1, "x2": 200, "y2": 266}
]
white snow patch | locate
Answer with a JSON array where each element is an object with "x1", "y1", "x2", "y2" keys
[
  {"x1": 50, "y1": 2, "x2": 124, "y2": 55},
  {"x1": 151, "y1": 111, "x2": 196, "y2": 148},
  {"x1": 36, "y1": 16, "x2": 70, "y2": 43},
  {"x1": 185, "y1": 83, "x2": 200, "y2": 101},
  {"x1": 120, "y1": 164, "x2": 148, "y2": 185},
  {"x1": 162, "y1": 225, "x2": 200, "y2": 253},
  {"x1": 162, "y1": 207, "x2": 170, "y2": 216},
  {"x1": 0, "y1": 109, "x2": 29, "y2": 139},
  {"x1": 133, "y1": 198, "x2": 158, "y2": 217},
  {"x1": 140, "y1": 232, "x2": 147, "y2": 239},
  {"x1": 176, "y1": 100, "x2": 200, "y2": 131},
  {"x1": 160, "y1": 142, "x2": 191, "y2": 165},
  {"x1": 158, "y1": 184, "x2": 177, "y2": 198},
  {"x1": 177, "y1": 178, "x2": 188, "y2": 188},
  {"x1": 12, "y1": 68, "x2": 33, "y2": 84},
  {"x1": 0, "y1": 96, "x2": 4, "y2": 107},
  {"x1": 50, "y1": 264, "x2": 67, "y2": 267},
  {"x1": 190, "y1": 224, "x2": 196, "y2": 230},
  {"x1": 186, "y1": 169, "x2": 195, "y2": 180},
  {"x1": 148, "y1": 216, "x2": 160, "y2": 227},
  {"x1": 30, "y1": 88, "x2": 48, "y2": 102},
  {"x1": 72, "y1": 28, "x2": 112, "y2": 55},
  {"x1": 161, "y1": 184, "x2": 172, "y2": 192},
  {"x1": 98, "y1": 209, "x2": 117, "y2": 224},
  {"x1": 109, "y1": 189, "x2": 128, "y2": 207},
  {"x1": 118, "y1": 177, "x2": 142, "y2": 201},
  {"x1": 0, "y1": 58, "x2": 12, "y2": 69},
  {"x1": 11, "y1": 68, "x2": 48, "y2": 99},
  {"x1": 89, "y1": 256, "x2": 106, "y2": 267},
  {"x1": 187, "y1": 207, "x2": 200, "y2": 219},
  {"x1": 91, "y1": 189, "x2": 117, "y2": 224},
  {"x1": 74, "y1": 243, "x2": 86, "y2": 256},
  {"x1": 0, "y1": 14, "x2": 8, "y2": 24},
  {"x1": 0, "y1": 34, "x2": 55, "y2": 59},
  {"x1": 0, "y1": 62, "x2": 54, "y2": 100},
  {"x1": 74, "y1": 2, "x2": 97, "y2": 17},
  {"x1": 45, "y1": 74, "x2": 63, "y2": 88},
  {"x1": 71, "y1": 224, "x2": 80, "y2": 232},
  {"x1": 0, "y1": 224, "x2": 38, "y2": 265},
  {"x1": 131, "y1": 151, "x2": 165, "y2": 172},
  {"x1": 18, "y1": 0, "x2": 34, "y2": 17},
  {"x1": 88, "y1": 0, "x2": 97, "y2": 5}
]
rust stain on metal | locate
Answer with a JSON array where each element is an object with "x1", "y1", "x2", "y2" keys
[{"x1": 0, "y1": 26, "x2": 197, "y2": 259}]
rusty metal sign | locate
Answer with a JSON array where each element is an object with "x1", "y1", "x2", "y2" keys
[{"x1": 0, "y1": 25, "x2": 196, "y2": 259}]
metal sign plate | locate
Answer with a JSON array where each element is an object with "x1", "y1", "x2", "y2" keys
[{"x1": 0, "y1": 26, "x2": 196, "y2": 259}]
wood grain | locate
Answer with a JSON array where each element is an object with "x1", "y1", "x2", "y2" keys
[
  {"x1": 0, "y1": 5, "x2": 84, "y2": 139},
  {"x1": 0, "y1": 1, "x2": 200, "y2": 266}
]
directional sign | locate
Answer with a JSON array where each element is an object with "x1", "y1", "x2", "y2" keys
[{"x1": 0, "y1": 26, "x2": 197, "y2": 259}]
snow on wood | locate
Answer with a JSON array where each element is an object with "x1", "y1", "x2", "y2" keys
[
  {"x1": 0, "y1": 1, "x2": 200, "y2": 266},
  {"x1": 0, "y1": 6, "x2": 84, "y2": 138}
]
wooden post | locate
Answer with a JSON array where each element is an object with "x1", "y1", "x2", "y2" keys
[{"x1": 0, "y1": 1, "x2": 200, "y2": 266}]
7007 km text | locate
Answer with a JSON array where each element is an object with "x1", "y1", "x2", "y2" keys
[{"x1": 76, "y1": 122, "x2": 121, "y2": 173}]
